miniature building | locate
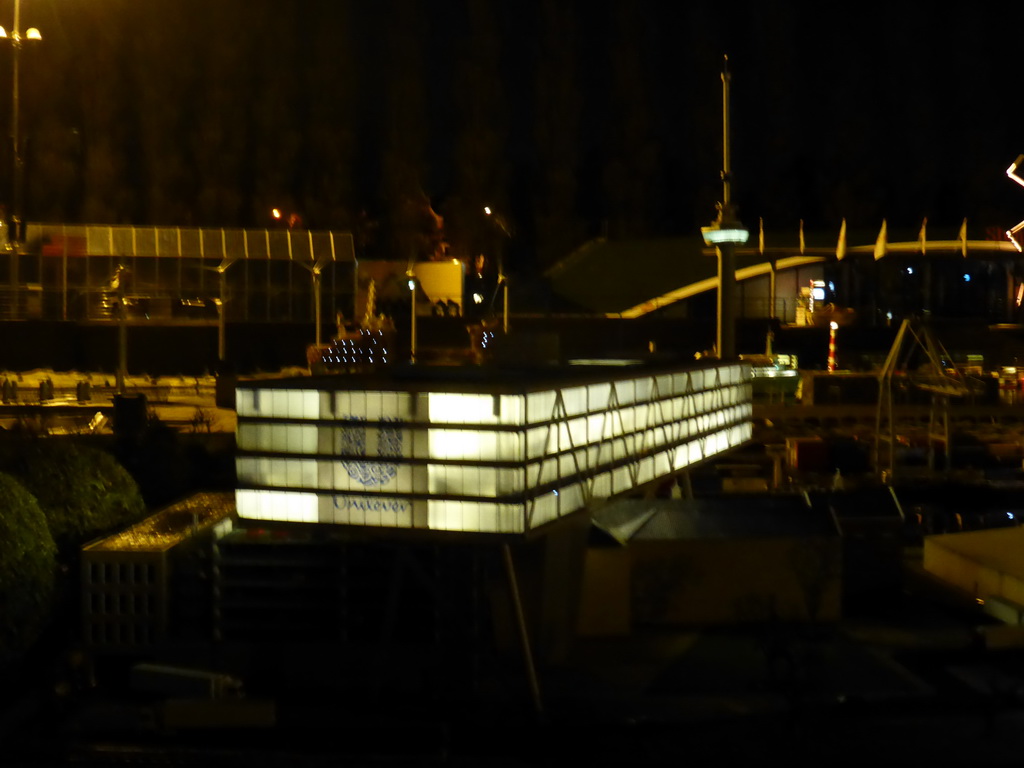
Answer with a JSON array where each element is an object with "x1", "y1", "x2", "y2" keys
[
  {"x1": 234, "y1": 360, "x2": 753, "y2": 535},
  {"x1": 213, "y1": 527, "x2": 350, "y2": 644},
  {"x1": 580, "y1": 495, "x2": 842, "y2": 631},
  {"x1": 81, "y1": 492, "x2": 234, "y2": 651},
  {"x1": 924, "y1": 526, "x2": 1024, "y2": 609},
  {"x1": 213, "y1": 527, "x2": 489, "y2": 650}
]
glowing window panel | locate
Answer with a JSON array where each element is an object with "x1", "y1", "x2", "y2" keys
[
  {"x1": 526, "y1": 426, "x2": 549, "y2": 461},
  {"x1": 236, "y1": 389, "x2": 258, "y2": 417},
  {"x1": 525, "y1": 391, "x2": 557, "y2": 425},
  {"x1": 635, "y1": 378, "x2": 653, "y2": 402},
  {"x1": 431, "y1": 428, "x2": 483, "y2": 461},
  {"x1": 615, "y1": 380, "x2": 636, "y2": 406},
  {"x1": 561, "y1": 386, "x2": 588, "y2": 417},
  {"x1": 428, "y1": 393, "x2": 499, "y2": 424},
  {"x1": 591, "y1": 474, "x2": 612, "y2": 497},
  {"x1": 589, "y1": 383, "x2": 611, "y2": 411},
  {"x1": 236, "y1": 489, "x2": 317, "y2": 523},
  {"x1": 497, "y1": 394, "x2": 525, "y2": 425}
]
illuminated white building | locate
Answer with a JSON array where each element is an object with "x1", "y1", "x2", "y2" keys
[{"x1": 235, "y1": 361, "x2": 752, "y2": 535}]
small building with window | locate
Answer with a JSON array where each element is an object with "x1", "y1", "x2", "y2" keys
[{"x1": 81, "y1": 492, "x2": 234, "y2": 651}]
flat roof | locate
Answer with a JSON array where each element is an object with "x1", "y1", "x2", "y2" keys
[
  {"x1": 236, "y1": 358, "x2": 747, "y2": 396},
  {"x1": 25, "y1": 223, "x2": 355, "y2": 263},
  {"x1": 84, "y1": 492, "x2": 235, "y2": 553}
]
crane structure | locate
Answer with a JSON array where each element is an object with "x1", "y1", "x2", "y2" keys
[{"x1": 875, "y1": 318, "x2": 981, "y2": 480}]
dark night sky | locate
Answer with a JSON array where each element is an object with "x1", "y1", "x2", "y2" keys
[{"x1": 7, "y1": 0, "x2": 1024, "y2": 270}]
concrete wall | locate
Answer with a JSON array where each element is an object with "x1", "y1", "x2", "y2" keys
[
  {"x1": 924, "y1": 527, "x2": 1024, "y2": 606},
  {"x1": 578, "y1": 535, "x2": 842, "y2": 631}
]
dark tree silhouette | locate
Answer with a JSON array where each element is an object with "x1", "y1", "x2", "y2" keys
[
  {"x1": 3, "y1": 0, "x2": 1021, "y2": 258},
  {"x1": 250, "y1": 5, "x2": 304, "y2": 228},
  {"x1": 447, "y1": 0, "x2": 508, "y2": 263},
  {"x1": 602, "y1": 2, "x2": 659, "y2": 240},
  {"x1": 129, "y1": 0, "x2": 201, "y2": 225},
  {"x1": 0, "y1": 472, "x2": 56, "y2": 667},
  {"x1": 300, "y1": 0, "x2": 358, "y2": 231},
  {"x1": 533, "y1": 0, "x2": 584, "y2": 270},
  {"x1": 190, "y1": 0, "x2": 256, "y2": 225},
  {"x1": 379, "y1": 0, "x2": 431, "y2": 263},
  {"x1": 8, "y1": 440, "x2": 146, "y2": 554},
  {"x1": 75, "y1": 3, "x2": 136, "y2": 223}
]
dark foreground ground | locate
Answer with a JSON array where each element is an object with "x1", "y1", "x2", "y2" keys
[{"x1": 4, "y1": 555, "x2": 1024, "y2": 767}]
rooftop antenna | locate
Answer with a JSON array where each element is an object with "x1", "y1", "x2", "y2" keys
[{"x1": 700, "y1": 55, "x2": 749, "y2": 359}]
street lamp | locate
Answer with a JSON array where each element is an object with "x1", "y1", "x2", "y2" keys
[
  {"x1": 111, "y1": 265, "x2": 127, "y2": 395},
  {"x1": 214, "y1": 262, "x2": 234, "y2": 363},
  {"x1": 828, "y1": 321, "x2": 838, "y2": 372},
  {"x1": 271, "y1": 207, "x2": 302, "y2": 229},
  {"x1": 0, "y1": 0, "x2": 42, "y2": 248},
  {"x1": 701, "y1": 56, "x2": 747, "y2": 360},
  {"x1": 407, "y1": 271, "x2": 417, "y2": 364},
  {"x1": 484, "y1": 205, "x2": 511, "y2": 333}
]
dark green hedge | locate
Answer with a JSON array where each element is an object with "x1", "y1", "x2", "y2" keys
[
  {"x1": 0, "y1": 472, "x2": 56, "y2": 665},
  {"x1": 13, "y1": 441, "x2": 147, "y2": 552}
]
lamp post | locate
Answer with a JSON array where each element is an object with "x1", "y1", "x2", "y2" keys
[
  {"x1": 484, "y1": 206, "x2": 511, "y2": 333},
  {"x1": 312, "y1": 267, "x2": 322, "y2": 348},
  {"x1": 112, "y1": 265, "x2": 127, "y2": 395},
  {"x1": 0, "y1": 0, "x2": 41, "y2": 249},
  {"x1": 216, "y1": 267, "x2": 227, "y2": 363},
  {"x1": 407, "y1": 271, "x2": 417, "y2": 364},
  {"x1": 828, "y1": 321, "x2": 838, "y2": 372},
  {"x1": 214, "y1": 252, "x2": 236, "y2": 366},
  {"x1": 700, "y1": 56, "x2": 747, "y2": 360}
]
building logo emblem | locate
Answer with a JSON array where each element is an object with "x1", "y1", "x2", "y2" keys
[{"x1": 340, "y1": 416, "x2": 403, "y2": 486}]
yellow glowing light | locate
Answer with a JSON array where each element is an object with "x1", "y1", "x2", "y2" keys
[
  {"x1": 1008, "y1": 155, "x2": 1024, "y2": 188},
  {"x1": 1017, "y1": 284, "x2": 1024, "y2": 308},
  {"x1": 25, "y1": 28, "x2": 40, "y2": 41},
  {"x1": 237, "y1": 490, "x2": 318, "y2": 523},
  {"x1": 429, "y1": 392, "x2": 498, "y2": 423},
  {"x1": 701, "y1": 226, "x2": 750, "y2": 245},
  {"x1": 271, "y1": 208, "x2": 281, "y2": 219},
  {"x1": 0, "y1": 27, "x2": 7, "y2": 39},
  {"x1": 830, "y1": 321, "x2": 839, "y2": 330},
  {"x1": 1008, "y1": 223, "x2": 1024, "y2": 253}
]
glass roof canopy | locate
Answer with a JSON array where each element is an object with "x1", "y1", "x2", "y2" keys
[
  {"x1": 25, "y1": 224, "x2": 355, "y2": 263},
  {"x1": 13, "y1": 224, "x2": 357, "y2": 323}
]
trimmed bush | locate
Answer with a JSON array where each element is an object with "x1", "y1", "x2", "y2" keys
[
  {"x1": 0, "y1": 472, "x2": 57, "y2": 665},
  {"x1": 13, "y1": 441, "x2": 147, "y2": 552}
]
